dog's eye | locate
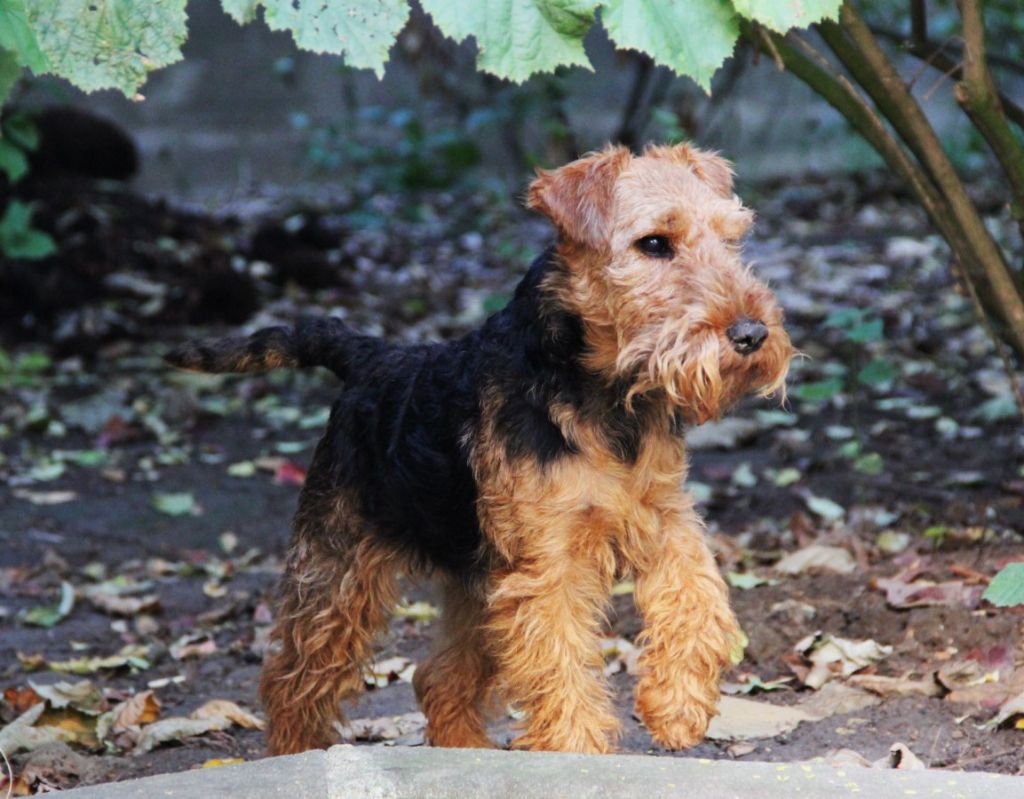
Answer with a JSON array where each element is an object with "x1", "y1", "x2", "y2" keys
[{"x1": 635, "y1": 235, "x2": 674, "y2": 258}]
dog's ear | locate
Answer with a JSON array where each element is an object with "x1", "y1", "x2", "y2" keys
[
  {"x1": 646, "y1": 143, "x2": 735, "y2": 198},
  {"x1": 527, "y1": 146, "x2": 630, "y2": 249},
  {"x1": 676, "y1": 144, "x2": 735, "y2": 198}
]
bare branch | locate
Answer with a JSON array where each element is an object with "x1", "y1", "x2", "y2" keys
[
  {"x1": 827, "y1": 3, "x2": 1024, "y2": 356},
  {"x1": 869, "y1": 25, "x2": 1024, "y2": 130},
  {"x1": 955, "y1": 0, "x2": 1024, "y2": 233}
]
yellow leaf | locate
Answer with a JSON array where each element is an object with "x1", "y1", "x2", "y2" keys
[{"x1": 202, "y1": 758, "x2": 245, "y2": 768}]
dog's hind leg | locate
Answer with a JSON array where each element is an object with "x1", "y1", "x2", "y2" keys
[{"x1": 259, "y1": 474, "x2": 402, "y2": 754}]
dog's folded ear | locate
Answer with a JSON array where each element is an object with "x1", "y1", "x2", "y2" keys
[
  {"x1": 527, "y1": 145, "x2": 630, "y2": 249},
  {"x1": 642, "y1": 143, "x2": 735, "y2": 199}
]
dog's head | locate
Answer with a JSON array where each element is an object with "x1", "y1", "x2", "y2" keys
[{"x1": 528, "y1": 144, "x2": 793, "y2": 424}]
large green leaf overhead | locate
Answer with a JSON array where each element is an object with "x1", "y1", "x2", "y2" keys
[
  {"x1": 25, "y1": 0, "x2": 188, "y2": 96},
  {"x1": 602, "y1": 0, "x2": 740, "y2": 91},
  {"x1": 260, "y1": 0, "x2": 409, "y2": 78},
  {"x1": 421, "y1": 0, "x2": 596, "y2": 82},
  {"x1": 221, "y1": 0, "x2": 260, "y2": 25},
  {"x1": 0, "y1": 0, "x2": 846, "y2": 102},
  {"x1": 0, "y1": 0, "x2": 47, "y2": 72},
  {"x1": 731, "y1": 0, "x2": 841, "y2": 33}
]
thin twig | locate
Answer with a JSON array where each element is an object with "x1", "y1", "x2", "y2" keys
[
  {"x1": 1, "y1": 744, "x2": 13, "y2": 799},
  {"x1": 870, "y1": 24, "x2": 1024, "y2": 130},
  {"x1": 922, "y1": 57, "x2": 962, "y2": 101}
]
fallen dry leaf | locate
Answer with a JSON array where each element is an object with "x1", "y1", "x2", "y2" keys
[
  {"x1": 791, "y1": 632, "x2": 892, "y2": 690},
  {"x1": 705, "y1": 696, "x2": 813, "y2": 740},
  {"x1": 873, "y1": 742, "x2": 927, "y2": 770},
  {"x1": 46, "y1": 645, "x2": 150, "y2": 675},
  {"x1": 82, "y1": 581, "x2": 160, "y2": 617},
  {"x1": 3, "y1": 685, "x2": 42, "y2": 715},
  {"x1": 364, "y1": 657, "x2": 416, "y2": 688},
  {"x1": 343, "y1": 712, "x2": 426, "y2": 742},
  {"x1": 0, "y1": 704, "x2": 79, "y2": 756},
  {"x1": 601, "y1": 637, "x2": 641, "y2": 677},
  {"x1": 32, "y1": 707, "x2": 100, "y2": 749},
  {"x1": 134, "y1": 716, "x2": 232, "y2": 754},
  {"x1": 848, "y1": 673, "x2": 943, "y2": 698},
  {"x1": 875, "y1": 577, "x2": 983, "y2": 610},
  {"x1": 170, "y1": 633, "x2": 217, "y2": 660},
  {"x1": 274, "y1": 461, "x2": 306, "y2": 486},
  {"x1": 111, "y1": 690, "x2": 161, "y2": 731},
  {"x1": 191, "y1": 699, "x2": 264, "y2": 730},
  {"x1": 774, "y1": 544, "x2": 856, "y2": 575},
  {"x1": 12, "y1": 489, "x2": 78, "y2": 505}
]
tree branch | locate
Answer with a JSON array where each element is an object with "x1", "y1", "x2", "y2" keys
[
  {"x1": 826, "y1": 3, "x2": 1024, "y2": 356},
  {"x1": 955, "y1": 0, "x2": 1024, "y2": 233},
  {"x1": 748, "y1": 25, "x2": 964, "y2": 263},
  {"x1": 869, "y1": 25, "x2": 1024, "y2": 130}
]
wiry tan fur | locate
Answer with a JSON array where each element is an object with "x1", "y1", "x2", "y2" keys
[{"x1": 256, "y1": 143, "x2": 793, "y2": 756}]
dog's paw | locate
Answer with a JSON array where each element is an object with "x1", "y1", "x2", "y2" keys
[{"x1": 644, "y1": 714, "x2": 709, "y2": 751}]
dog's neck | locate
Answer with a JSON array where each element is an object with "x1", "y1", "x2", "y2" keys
[{"x1": 494, "y1": 248, "x2": 683, "y2": 464}]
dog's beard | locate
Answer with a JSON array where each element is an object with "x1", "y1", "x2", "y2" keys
[{"x1": 621, "y1": 322, "x2": 791, "y2": 424}]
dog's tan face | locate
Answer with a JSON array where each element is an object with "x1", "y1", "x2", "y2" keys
[{"x1": 529, "y1": 144, "x2": 793, "y2": 424}]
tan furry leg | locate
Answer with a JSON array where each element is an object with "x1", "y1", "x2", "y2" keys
[
  {"x1": 413, "y1": 579, "x2": 495, "y2": 748},
  {"x1": 632, "y1": 503, "x2": 738, "y2": 749},
  {"x1": 260, "y1": 537, "x2": 401, "y2": 755},
  {"x1": 486, "y1": 523, "x2": 620, "y2": 753}
]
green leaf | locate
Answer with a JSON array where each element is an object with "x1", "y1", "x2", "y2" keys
[
  {"x1": 24, "y1": 0, "x2": 188, "y2": 96},
  {"x1": 0, "y1": 138, "x2": 29, "y2": 182},
  {"x1": 853, "y1": 452, "x2": 883, "y2": 475},
  {"x1": 0, "y1": 200, "x2": 57, "y2": 259},
  {"x1": 727, "y1": 571, "x2": 776, "y2": 590},
  {"x1": 804, "y1": 494, "x2": 844, "y2": 521},
  {"x1": 823, "y1": 307, "x2": 867, "y2": 329},
  {"x1": 792, "y1": 377, "x2": 843, "y2": 401},
  {"x1": 602, "y1": 0, "x2": 738, "y2": 91},
  {"x1": 982, "y1": 563, "x2": 1024, "y2": 608},
  {"x1": 972, "y1": 395, "x2": 1016, "y2": 422},
  {"x1": 20, "y1": 581, "x2": 75, "y2": 627},
  {"x1": 0, "y1": 0, "x2": 48, "y2": 72},
  {"x1": 421, "y1": 0, "x2": 593, "y2": 82},
  {"x1": 261, "y1": 0, "x2": 409, "y2": 79},
  {"x1": 221, "y1": 0, "x2": 259, "y2": 24},
  {"x1": 731, "y1": 0, "x2": 842, "y2": 34},
  {"x1": 152, "y1": 491, "x2": 197, "y2": 516},
  {"x1": 857, "y1": 358, "x2": 898, "y2": 386},
  {"x1": 846, "y1": 317, "x2": 883, "y2": 343}
]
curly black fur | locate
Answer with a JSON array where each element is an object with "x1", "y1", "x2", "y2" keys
[{"x1": 167, "y1": 250, "x2": 666, "y2": 575}]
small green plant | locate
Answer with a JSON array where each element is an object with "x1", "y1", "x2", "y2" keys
[
  {"x1": 792, "y1": 307, "x2": 897, "y2": 405},
  {"x1": 0, "y1": 199, "x2": 56, "y2": 259}
]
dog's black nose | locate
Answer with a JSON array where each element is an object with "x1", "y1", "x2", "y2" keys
[{"x1": 727, "y1": 318, "x2": 768, "y2": 355}]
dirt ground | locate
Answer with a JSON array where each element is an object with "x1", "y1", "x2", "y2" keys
[{"x1": 1, "y1": 172, "x2": 1022, "y2": 792}]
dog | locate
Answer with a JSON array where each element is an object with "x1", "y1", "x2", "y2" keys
[{"x1": 166, "y1": 143, "x2": 793, "y2": 755}]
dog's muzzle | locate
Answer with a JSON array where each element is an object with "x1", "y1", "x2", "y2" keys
[{"x1": 727, "y1": 318, "x2": 768, "y2": 355}]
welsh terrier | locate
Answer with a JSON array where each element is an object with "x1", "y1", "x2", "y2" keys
[{"x1": 166, "y1": 144, "x2": 793, "y2": 755}]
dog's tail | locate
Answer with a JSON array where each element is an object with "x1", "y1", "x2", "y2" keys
[{"x1": 164, "y1": 317, "x2": 359, "y2": 380}]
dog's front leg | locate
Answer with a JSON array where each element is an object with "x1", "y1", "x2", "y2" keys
[
  {"x1": 485, "y1": 515, "x2": 620, "y2": 754},
  {"x1": 632, "y1": 500, "x2": 739, "y2": 749}
]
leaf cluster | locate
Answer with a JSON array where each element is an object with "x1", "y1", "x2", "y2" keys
[{"x1": 0, "y1": 0, "x2": 844, "y2": 107}]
